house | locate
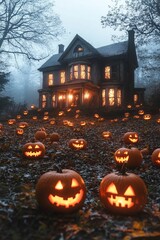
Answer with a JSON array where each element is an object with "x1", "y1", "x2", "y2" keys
[{"x1": 38, "y1": 30, "x2": 145, "y2": 110}]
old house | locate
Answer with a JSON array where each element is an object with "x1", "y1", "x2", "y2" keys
[{"x1": 38, "y1": 30, "x2": 144, "y2": 110}]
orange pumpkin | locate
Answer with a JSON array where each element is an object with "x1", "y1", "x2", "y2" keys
[
  {"x1": 36, "y1": 168, "x2": 86, "y2": 213},
  {"x1": 151, "y1": 148, "x2": 160, "y2": 166},
  {"x1": 49, "y1": 132, "x2": 60, "y2": 142},
  {"x1": 16, "y1": 128, "x2": 24, "y2": 135},
  {"x1": 35, "y1": 130, "x2": 47, "y2": 141},
  {"x1": 102, "y1": 131, "x2": 112, "y2": 139},
  {"x1": 18, "y1": 122, "x2": 28, "y2": 128},
  {"x1": 22, "y1": 142, "x2": 45, "y2": 159},
  {"x1": 99, "y1": 171, "x2": 147, "y2": 215},
  {"x1": 68, "y1": 139, "x2": 87, "y2": 150},
  {"x1": 123, "y1": 132, "x2": 139, "y2": 144}
]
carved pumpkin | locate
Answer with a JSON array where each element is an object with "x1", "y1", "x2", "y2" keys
[
  {"x1": 8, "y1": 119, "x2": 16, "y2": 125},
  {"x1": 16, "y1": 128, "x2": 24, "y2": 135},
  {"x1": 156, "y1": 118, "x2": 160, "y2": 124},
  {"x1": 151, "y1": 148, "x2": 160, "y2": 166},
  {"x1": 32, "y1": 116, "x2": 38, "y2": 121},
  {"x1": 16, "y1": 115, "x2": 21, "y2": 119},
  {"x1": 18, "y1": 122, "x2": 28, "y2": 128},
  {"x1": 22, "y1": 142, "x2": 45, "y2": 159},
  {"x1": 49, "y1": 118, "x2": 56, "y2": 125},
  {"x1": 114, "y1": 147, "x2": 143, "y2": 169},
  {"x1": 102, "y1": 131, "x2": 112, "y2": 139},
  {"x1": 36, "y1": 168, "x2": 86, "y2": 213},
  {"x1": 68, "y1": 139, "x2": 87, "y2": 150},
  {"x1": 35, "y1": 130, "x2": 47, "y2": 141},
  {"x1": 23, "y1": 110, "x2": 28, "y2": 116},
  {"x1": 138, "y1": 110, "x2": 144, "y2": 115},
  {"x1": 123, "y1": 132, "x2": 139, "y2": 144},
  {"x1": 143, "y1": 114, "x2": 151, "y2": 120},
  {"x1": 99, "y1": 171, "x2": 147, "y2": 215}
]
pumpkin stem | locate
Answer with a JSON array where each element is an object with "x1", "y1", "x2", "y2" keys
[{"x1": 55, "y1": 165, "x2": 63, "y2": 173}]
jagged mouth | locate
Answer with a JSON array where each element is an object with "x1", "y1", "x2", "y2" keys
[
  {"x1": 25, "y1": 151, "x2": 42, "y2": 157},
  {"x1": 129, "y1": 138, "x2": 138, "y2": 143},
  {"x1": 48, "y1": 189, "x2": 84, "y2": 208},
  {"x1": 107, "y1": 195, "x2": 134, "y2": 208},
  {"x1": 115, "y1": 156, "x2": 129, "y2": 163},
  {"x1": 72, "y1": 144, "x2": 84, "y2": 149}
]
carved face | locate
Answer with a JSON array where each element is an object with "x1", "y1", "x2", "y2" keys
[
  {"x1": 36, "y1": 169, "x2": 86, "y2": 213},
  {"x1": 8, "y1": 119, "x2": 16, "y2": 125},
  {"x1": 102, "y1": 131, "x2": 112, "y2": 139},
  {"x1": 114, "y1": 148, "x2": 129, "y2": 164},
  {"x1": 49, "y1": 118, "x2": 56, "y2": 125},
  {"x1": 143, "y1": 114, "x2": 151, "y2": 120},
  {"x1": 156, "y1": 118, "x2": 160, "y2": 124},
  {"x1": 19, "y1": 122, "x2": 28, "y2": 128},
  {"x1": 99, "y1": 172, "x2": 147, "y2": 215},
  {"x1": 16, "y1": 128, "x2": 24, "y2": 135},
  {"x1": 22, "y1": 142, "x2": 45, "y2": 159},
  {"x1": 123, "y1": 132, "x2": 139, "y2": 144},
  {"x1": 138, "y1": 110, "x2": 144, "y2": 115},
  {"x1": 69, "y1": 139, "x2": 87, "y2": 150},
  {"x1": 151, "y1": 148, "x2": 160, "y2": 166}
]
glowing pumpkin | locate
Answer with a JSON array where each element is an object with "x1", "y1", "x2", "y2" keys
[
  {"x1": 138, "y1": 110, "x2": 144, "y2": 115},
  {"x1": 22, "y1": 142, "x2": 45, "y2": 159},
  {"x1": 143, "y1": 114, "x2": 151, "y2": 120},
  {"x1": 68, "y1": 139, "x2": 87, "y2": 150},
  {"x1": 36, "y1": 168, "x2": 86, "y2": 213},
  {"x1": 151, "y1": 148, "x2": 160, "y2": 166},
  {"x1": 114, "y1": 147, "x2": 143, "y2": 169},
  {"x1": 8, "y1": 119, "x2": 16, "y2": 125},
  {"x1": 16, "y1": 128, "x2": 24, "y2": 135},
  {"x1": 102, "y1": 131, "x2": 112, "y2": 139},
  {"x1": 99, "y1": 171, "x2": 147, "y2": 215},
  {"x1": 123, "y1": 132, "x2": 139, "y2": 144},
  {"x1": 18, "y1": 122, "x2": 28, "y2": 128}
]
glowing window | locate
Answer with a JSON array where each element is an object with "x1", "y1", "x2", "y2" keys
[
  {"x1": 81, "y1": 65, "x2": 86, "y2": 79},
  {"x1": 60, "y1": 71, "x2": 65, "y2": 84},
  {"x1": 105, "y1": 66, "x2": 111, "y2": 79},
  {"x1": 102, "y1": 89, "x2": 106, "y2": 106},
  {"x1": 52, "y1": 95, "x2": 56, "y2": 107},
  {"x1": 48, "y1": 74, "x2": 54, "y2": 86},
  {"x1": 42, "y1": 94, "x2": 46, "y2": 108},
  {"x1": 70, "y1": 64, "x2": 91, "y2": 80},
  {"x1": 109, "y1": 89, "x2": 115, "y2": 106},
  {"x1": 134, "y1": 94, "x2": 138, "y2": 103},
  {"x1": 117, "y1": 89, "x2": 121, "y2": 106}
]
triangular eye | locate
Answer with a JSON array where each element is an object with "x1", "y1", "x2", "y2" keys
[
  {"x1": 28, "y1": 146, "x2": 32, "y2": 149},
  {"x1": 71, "y1": 178, "x2": 79, "y2": 187},
  {"x1": 124, "y1": 186, "x2": 135, "y2": 196},
  {"x1": 35, "y1": 145, "x2": 39, "y2": 149},
  {"x1": 55, "y1": 180, "x2": 63, "y2": 190},
  {"x1": 106, "y1": 182, "x2": 118, "y2": 194}
]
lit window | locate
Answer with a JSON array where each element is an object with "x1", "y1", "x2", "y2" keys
[
  {"x1": 60, "y1": 71, "x2": 65, "y2": 84},
  {"x1": 73, "y1": 45, "x2": 84, "y2": 57},
  {"x1": 42, "y1": 94, "x2": 46, "y2": 108},
  {"x1": 117, "y1": 89, "x2": 121, "y2": 106},
  {"x1": 48, "y1": 74, "x2": 54, "y2": 86},
  {"x1": 70, "y1": 64, "x2": 91, "y2": 80},
  {"x1": 102, "y1": 89, "x2": 106, "y2": 106},
  {"x1": 52, "y1": 95, "x2": 56, "y2": 107},
  {"x1": 105, "y1": 66, "x2": 111, "y2": 79},
  {"x1": 134, "y1": 94, "x2": 138, "y2": 103},
  {"x1": 109, "y1": 89, "x2": 115, "y2": 106}
]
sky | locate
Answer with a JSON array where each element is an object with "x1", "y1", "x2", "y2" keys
[{"x1": 53, "y1": 0, "x2": 124, "y2": 52}]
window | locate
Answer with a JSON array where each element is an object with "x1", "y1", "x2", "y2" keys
[
  {"x1": 105, "y1": 65, "x2": 118, "y2": 80},
  {"x1": 105, "y1": 66, "x2": 111, "y2": 79},
  {"x1": 48, "y1": 74, "x2": 54, "y2": 86},
  {"x1": 42, "y1": 94, "x2": 46, "y2": 108},
  {"x1": 108, "y1": 89, "x2": 115, "y2": 106},
  {"x1": 117, "y1": 89, "x2": 121, "y2": 106},
  {"x1": 73, "y1": 45, "x2": 84, "y2": 57},
  {"x1": 60, "y1": 71, "x2": 65, "y2": 84},
  {"x1": 52, "y1": 95, "x2": 56, "y2": 107},
  {"x1": 134, "y1": 94, "x2": 138, "y2": 104},
  {"x1": 102, "y1": 89, "x2": 106, "y2": 106},
  {"x1": 70, "y1": 64, "x2": 91, "y2": 80}
]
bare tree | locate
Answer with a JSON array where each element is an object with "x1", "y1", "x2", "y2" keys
[
  {"x1": 0, "y1": 0, "x2": 64, "y2": 60},
  {"x1": 101, "y1": 0, "x2": 160, "y2": 44}
]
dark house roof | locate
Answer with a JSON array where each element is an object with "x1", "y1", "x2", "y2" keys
[{"x1": 38, "y1": 35, "x2": 129, "y2": 71}]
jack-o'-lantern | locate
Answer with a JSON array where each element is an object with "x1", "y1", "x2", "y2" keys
[
  {"x1": 8, "y1": 119, "x2": 16, "y2": 125},
  {"x1": 102, "y1": 131, "x2": 112, "y2": 139},
  {"x1": 151, "y1": 148, "x2": 160, "y2": 166},
  {"x1": 156, "y1": 118, "x2": 160, "y2": 124},
  {"x1": 114, "y1": 148, "x2": 143, "y2": 169},
  {"x1": 23, "y1": 110, "x2": 28, "y2": 116},
  {"x1": 69, "y1": 139, "x2": 87, "y2": 150},
  {"x1": 124, "y1": 112, "x2": 130, "y2": 118},
  {"x1": 127, "y1": 105, "x2": 132, "y2": 109},
  {"x1": 32, "y1": 116, "x2": 38, "y2": 121},
  {"x1": 22, "y1": 142, "x2": 45, "y2": 159},
  {"x1": 36, "y1": 168, "x2": 86, "y2": 213},
  {"x1": 43, "y1": 115, "x2": 49, "y2": 121},
  {"x1": 138, "y1": 110, "x2": 144, "y2": 115},
  {"x1": 80, "y1": 121, "x2": 86, "y2": 126},
  {"x1": 35, "y1": 130, "x2": 47, "y2": 141},
  {"x1": 123, "y1": 132, "x2": 139, "y2": 144},
  {"x1": 16, "y1": 128, "x2": 24, "y2": 135},
  {"x1": 99, "y1": 171, "x2": 147, "y2": 215},
  {"x1": 68, "y1": 121, "x2": 74, "y2": 127},
  {"x1": 58, "y1": 111, "x2": 64, "y2": 116},
  {"x1": 0, "y1": 123, "x2": 3, "y2": 130},
  {"x1": 18, "y1": 122, "x2": 28, "y2": 128},
  {"x1": 49, "y1": 118, "x2": 56, "y2": 125},
  {"x1": 49, "y1": 132, "x2": 60, "y2": 142},
  {"x1": 16, "y1": 115, "x2": 21, "y2": 119},
  {"x1": 133, "y1": 115, "x2": 140, "y2": 119},
  {"x1": 143, "y1": 114, "x2": 151, "y2": 120},
  {"x1": 94, "y1": 113, "x2": 100, "y2": 119}
]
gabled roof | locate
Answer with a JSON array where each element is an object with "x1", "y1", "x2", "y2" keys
[{"x1": 38, "y1": 35, "x2": 129, "y2": 71}]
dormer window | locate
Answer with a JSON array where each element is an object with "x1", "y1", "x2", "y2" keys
[{"x1": 73, "y1": 45, "x2": 84, "y2": 57}]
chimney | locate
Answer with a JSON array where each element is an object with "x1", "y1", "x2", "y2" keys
[
  {"x1": 128, "y1": 29, "x2": 135, "y2": 46},
  {"x1": 58, "y1": 44, "x2": 64, "y2": 53}
]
